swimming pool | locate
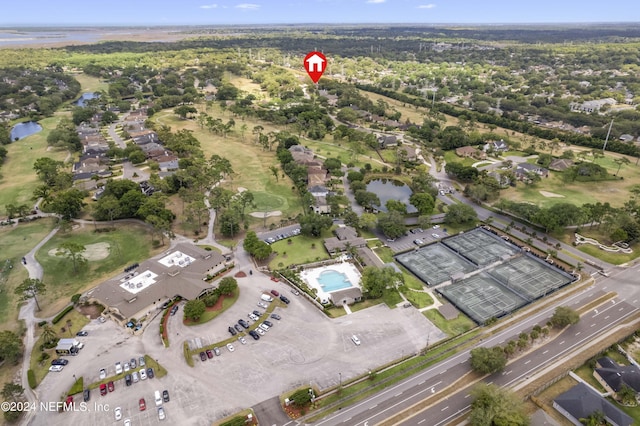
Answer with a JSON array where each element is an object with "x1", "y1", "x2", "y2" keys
[{"x1": 317, "y1": 270, "x2": 353, "y2": 292}]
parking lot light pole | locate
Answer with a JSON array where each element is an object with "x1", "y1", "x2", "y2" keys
[{"x1": 339, "y1": 372, "x2": 342, "y2": 388}]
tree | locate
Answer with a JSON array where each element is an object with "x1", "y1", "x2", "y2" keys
[
  {"x1": 550, "y1": 306, "x2": 580, "y2": 328},
  {"x1": 361, "y1": 266, "x2": 404, "y2": 299},
  {"x1": 469, "y1": 346, "x2": 507, "y2": 374},
  {"x1": 378, "y1": 211, "x2": 406, "y2": 239},
  {"x1": 409, "y1": 192, "x2": 435, "y2": 215},
  {"x1": 48, "y1": 188, "x2": 86, "y2": 220},
  {"x1": 444, "y1": 203, "x2": 478, "y2": 225},
  {"x1": 0, "y1": 331, "x2": 22, "y2": 364},
  {"x1": 33, "y1": 157, "x2": 64, "y2": 186},
  {"x1": 617, "y1": 384, "x2": 636, "y2": 405},
  {"x1": 219, "y1": 208, "x2": 241, "y2": 238},
  {"x1": 15, "y1": 278, "x2": 46, "y2": 311},
  {"x1": 289, "y1": 388, "x2": 313, "y2": 408},
  {"x1": 385, "y1": 199, "x2": 407, "y2": 215},
  {"x1": 56, "y1": 242, "x2": 87, "y2": 274},
  {"x1": 41, "y1": 324, "x2": 57, "y2": 346},
  {"x1": 183, "y1": 299, "x2": 206, "y2": 321},
  {"x1": 614, "y1": 157, "x2": 630, "y2": 175},
  {"x1": 174, "y1": 105, "x2": 198, "y2": 119},
  {"x1": 299, "y1": 213, "x2": 332, "y2": 237},
  {"x1": 218, "y1": 277, "x2": 238, "y2": 295},
  {"x1": 358, "y1": 212, "x2": 378, "y2": 230},
  {"x1": 354, "y1": 190, "x2": 380, "y2": 210},
  {"x1": 469, "y1": 383, "x2": 528, "y2": 426},
  {"x1": 1, "y1": 382, "x2": 24, "y2": 403},
  {"x1": 269, "y1": 165, "x2": 280, "y2": 182}
]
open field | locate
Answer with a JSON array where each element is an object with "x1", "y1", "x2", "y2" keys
[
  {"x1": 72, "y1": 73, "x2": 109, "y2": 93},
  {"x1": 422, "y1": 308, "x2": 476, "y2": 337},
  {"x1": 0, "y1": 114, "x2": 69, "y2": 208},
  {"x1": 268, "y1": 232, "x2": 332, "y2": 269},
  {"x1": 443, "y1": 150, "x2": 477, "y2": 167},
  {"x1": 34, "y1": 223, "x2": 160, "y2": 318}
]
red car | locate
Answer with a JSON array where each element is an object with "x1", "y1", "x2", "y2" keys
[
  {"x1": 270, "y1": 289, "x2": 279, "y2": 297},
  {"x1": 107, "y1": 381, "x2": 114, "y2": 392},
  {"x1": 65, "y1": 396, "x2": 73, "y2": 410},
  {"x1": 139, "y1": 398, "x2": 146, "y2": 411},
  {"x1": 100, "y1": 384, "x2": 107, "y2": 396}
]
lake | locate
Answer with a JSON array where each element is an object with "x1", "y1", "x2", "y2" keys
[
  {"x1": 10, "y1": 121, "x2": 43, "y2": 141},
  {"x1": 75, "y1": 92, "x2": 99, "y2": 107},
  {"x1": 366, "y1": 179, "x2": 416, "y2": 213}
]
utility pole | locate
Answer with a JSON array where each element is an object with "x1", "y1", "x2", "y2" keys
[{"x1": 603, "y1": 119, "x2": 614, "y2": 153}]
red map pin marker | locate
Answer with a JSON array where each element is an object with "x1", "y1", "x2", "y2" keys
[{"x1": 304, "y1": 51, "x2": 327, "y2": 84}]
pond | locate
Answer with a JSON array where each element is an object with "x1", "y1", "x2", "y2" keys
[
  {"x1": 75, "y1": 92, "x2": 99, "y2": 107},
  {"x1": 366, "y1": 178, "x2": 416, "y2": 213},
  {"x1": 10, "y1": 121, "x2": 43, "y2": 141}
]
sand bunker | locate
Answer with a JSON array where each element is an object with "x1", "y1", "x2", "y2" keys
[
  {"x1": 539, "y1": 191, "x2": 565, "y2": 198},
  {"x1": 249, "y1": 210, "x2": 282, "y2": 218},
  {"x1": 48, "y1": 242, "x2": 111, "y2": 261}
]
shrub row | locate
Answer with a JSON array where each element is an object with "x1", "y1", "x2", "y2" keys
[
  {"x1": 27, "y1": 369, "x2": 36, "y2": 389},
  {"x1": 52, "y1": 305, "x2": 74, "y2": 324}
]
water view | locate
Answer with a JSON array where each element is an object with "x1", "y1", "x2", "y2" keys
[
  {"x1": 75, "y1": 92, "x2": 99, "y2": 107},
  {"x1": 10, "y1": 121, "x2": 42, "y2": 141},
  {"x1": 366, "y1": 179, "x2": 416, "y2": 213}
]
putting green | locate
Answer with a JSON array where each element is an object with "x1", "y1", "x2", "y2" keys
[{"x1": 249, "y1": 191, "x2": 287, "y2": 212}]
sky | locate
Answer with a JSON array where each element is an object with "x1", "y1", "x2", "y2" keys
[{"x1": 1, "y1": 0, "x2": 639, "y2": 26}]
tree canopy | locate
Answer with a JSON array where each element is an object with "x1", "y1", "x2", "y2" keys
[
  {"x1": 550, "y1": 306, "x2": 580, "y2": 328},
  {"x1": 469, "y1": 383, "x2": 529, "y2": 426}
]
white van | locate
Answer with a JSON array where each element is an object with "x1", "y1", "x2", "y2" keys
[
  {"x1": 154, "y1": 390, "x2": 162, "y2": 407},
  {"x1": 260, "y1": 294, "x2": 273, "y2": 302},
  {"x1": 351, "y1": 335, "x2": 361, "y2": 346}
]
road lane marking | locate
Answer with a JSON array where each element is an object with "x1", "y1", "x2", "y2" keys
[
  {"x1": 441, "y1": 406, "x2": 449, "y2": 411},
  {"x1": 418, "y1": 419, "x2": 426, "y2": 425},
  {"x1": 524, "y1": 360, "x2": 531, "y2": 365},
  {"x1": 575, "y1": 332, "x2": 581, "y2": 336},
  {"x1": 543, "y1": 350, "x2": 548, "y2": 354},
  {"x1": 591, "y1": 323, "x2": 596, "y2": 327},
  {"x1": 605, "y1": 316, "x2": 610, "y2": 320},
  {"x1": 464, "y1": 394, "x2": 471, "y2": 398},
  {"x1": 559, "y1": 340, "x2": 565, "y2": 345}
]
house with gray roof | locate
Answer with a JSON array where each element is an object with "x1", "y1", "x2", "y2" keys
[
  {"x1": 515, "y1": 162, "x2": 548, "y2": 181},
  {"x1": 595, "y1": 357, "x2": 640, "y2": 396},
  {"x1": 323, "y1": 225, "x2": 366, "y2": 254},
  {"x1": 553, "y1": 382, "x2": 632, "y2": 426}
]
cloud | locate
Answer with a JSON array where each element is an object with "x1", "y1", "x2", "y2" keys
[
  {"x1": 366, "y1": 0, "x2": 386, "y2": 3},
  {"x1": 236, "y1": 3, "x2": 260, "y2": 9},
  {"x1": 417, "y1": 3, "x2": 436, "y2": 8},
  {"x1": 199, "y1": 4, "x2": 218, "y2": 9}
]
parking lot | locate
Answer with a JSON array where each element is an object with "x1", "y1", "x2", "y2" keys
[
  {"x1": 32, "y1": 267, "x2": 444, "y2": 425},
  {"x1": 385, "y1": 226, "x2": 448, "y2": 253}
]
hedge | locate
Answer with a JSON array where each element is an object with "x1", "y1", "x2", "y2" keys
[
  {"x1": 220, "y1": 417, "x2": 247, "y2": 426},
  {"x1": 52, "y1": 305, "x2": 74, "y2": 324},
  {"x1": 27, "y1": 369, "x2": 36, "y2": 389}
]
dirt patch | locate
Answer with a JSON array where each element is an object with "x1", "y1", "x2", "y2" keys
[
  {"x1": 539, "y1": 191, "x2": 565, "y2": 198},
  {"x1": 235, "y1": 271, "x2": 247, "y2": 278},
  {"x1": 77, "y1": 304, "x2": 104, "y2": 319},
  {"x1": 47, "y1": 242, "x2": 111, "y2": 261}
]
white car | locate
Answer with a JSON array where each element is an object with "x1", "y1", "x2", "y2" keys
[
  {"x1": 259, "y1": 323, "x2": 270, "y2": 331},
  {"x1": 114, "y1": 407, "x2": 122, "y2": 421},
  {"x1": 257, "y1": 302, "x2": 268, "y2": 309},
  {"x1": 138, "y1": 357, "x2": 145, "y2": 367},
  {"x1": 226, "y1": 343, "x2": 234, "y2": 352},
  {"x1": 99, "y1": 368, "x2": 106, "y2": 380},
  {"x1": 433, "y1": 225, "x2": 440, "y2": 229},
  {"x1": 124, "y1": 362, "x2": 130, "y2": 372},
  {"x1": 124, "y1": 420, "x2": 131, "y2": 426},
  {"x1": 432, "y1": 233, "x2": 439, "y2": 238},
  {"x1": 139, "y1": 368, "x2": 147, "y2": 380},
  {"x1": 132, "y1": 371, "x2": 139, "y2": 383},
  {"x1": 238, "y1": 336, "x2": 247, "y2": 345},
  {"x1": 49, "y1": 365, "x2": 64, "y2": 372},
  {"x1": 256, "y1": 328, "x2": 265, "y2": 336},
  {"x1": 158, "y1": 406, "x2": 166, "y2": 421},
  {"x1": 248, "y1": 313, "x2": 259, "y2": 321},
  {"x1": 115, "y1": 362, "x2": 123, "y2": 375}
]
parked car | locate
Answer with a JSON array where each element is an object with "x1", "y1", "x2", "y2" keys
[
  {"x1": 123, "y1": 362, "x2": 130, "y2": 372},
  {"x1": 270, "y1": 289, "x2": 280, "y2": 297},
  {"x1": 238, "y1": 319, "x2": 249, "y2": 329},
  {"x1": 100, "y1": 384, "x2": 107, "y2": 396},
  {"x1": 139, "y1": 398, "x2": 146, "y2": 411},
  {"x1": 248, "y1": 330, "x2": 260, "y2": 340},
  {"x1": 49, "y1": 365, "x2": 63, "y2": 372},
  {"x1": 51, "y1": 359, "x2": 68, "y2": 366},
  {"x1": 125, "y1": 374, "x2": 132, "y2": 386},
  {"x1": 248, "y1": 313, "x2": 259, "y2": 321},
  {"x1": 259, "y1": 323, "x2": 270, "y2": 331},
  {"x1": 264, "y1": 320, "x2": 273, "y2": 327},
  {"x1": 146, "y1": 368, "x2": 154, "y2": 379},
  {"x1": 270, "y1": 313, "x2": 281, "y2": 320},
  {"x1": 115, "y1": 362, "x2": 122, "y2": 375},
  {"x1": 256, "y1": 328, "x2": 265, "y2": 336},
  {"x1": 213, "y1": 347, "x2": 221, "y2": 356},
  {"x1": 83, "y1": 389, "x2": 90, "y2": 402},
  {"x1": 234, "y1": 324, "x2": 243, "y2": 333},
  {"x1": 163, "y1": 390, "x2": 170, "y2": 402},
  {"x1": 132, "y1": 371, "x2": 139, "y2": 383},
  {"x1": 65, "y1": 396, "x2": 73, "y2": 408},
  {"x1": 432, "y1": 233, "x2": 439, "y2": 238},
  {"x1": 170, "y1": 305, "x2": 179, "y2": 316},
  {"x1": 124, "y1": 419, "x2": 131, "y2": 426},
  {"x1": 291, "y1": 289, "x2": 300, "y2": 296},
  {"x1": 138, "y1": 356, "x2": 146, "y2": 367},
  {"x1": 252, "y1": 310, "x2": 262, "y2": 317},
  {"x1": 76, "y1": 331, "x2": 88, "y2": 337},
  {"x1": 114, "y1": 406, "x2": 122, "y2": 421},
  {"x1": 280, "y1": 295, "x2": 290, "y2": 304},
  {"x1": 226, "y1": 343, "x2": 235, "y2": 352},
  {"x1": 257, "y1": 302, "x2": 268, "y2": 309},
  {"x1": 139, "y1": 368, "x2": 147, "y2": 380},
  {"x1": 238, "y1": 336, "x2": 247, "y2": 345},
  {"x1": 413, "y1": 239, "x2": 424, "y2": 246},
  {"x1": 199, "y1": 352, "x2": 207, "y2": 361},
  {"x1": 158, "y1": 406, "x2": 166, "y2": 421},
  {"x1": 228, "y1": 326, "x2": 237, "y2": 336},
  {"x1": 433, "y1": 225, "x2": 440, "y2": 229},
  {"x1": 99, "y1": 368, "x2": 106, "y2": 379},
  {"x1": 206, "y1": 349, "x2": 213, "y2": 359},
  {"x1": 130, "y1": 358, "x2": 137, "y2": 369},
  {"x1": 351, "y1": 335, "x2": 361, "y2": 346},
  {"x1": 107, "y1": 381, "x2": 114, "y2": 392}
]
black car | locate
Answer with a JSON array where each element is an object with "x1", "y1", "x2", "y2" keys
[
  {"x1": 162, "y1": 390, "x2": 170, "y2": 402},
  {"x1": 279, "y1": 295, "x2": 290, "y2": 304},
  {"x1": 264, "y1": 320, "x2": 273, "y2": 327},
  {"x1": 199, "y1": 352, "x2": 207, "y2": 361},
  {"x1": 270, "y1": 313, "x2": 281, "y2": 320},
  {"x1": 51, "y1": 358, "x2": 69, "y2": 366},
  {"x1": 76, "y1": 331, "x2": 88, "y2": 337},
  {"x1": 146, "y1": 368, "x2": 154, "y2": 379},
  {"x1": 125, "y1": 374, "x2": 132, "y2": 386},
  {"x1": 228, "y1": 326, "x2": 237, "y2": 336},
  {"x1": 234, "y1": 324, "x2": 243, "y2": 333},
  {"x1": 248, "y1": 330, "x2": 260, "y2": 340},
  {"x1": 83, "y1": 389, "x2": 90, "y2": 402},
  {"x1": 238, "y1": 319, "x2": 249, "y2": 329},
  {"x1": 170, "y1": 305, "x2": 179, "y2": 316}
]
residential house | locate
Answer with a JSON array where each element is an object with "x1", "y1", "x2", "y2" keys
[
  {"x1": 309, "y1": 185, "x2": 331, "y2": 214},
  {"x1": 378, "y1": 135, "x2": 398, "y2": 149},
  {"x1": 398, "y1": 145, "x2": 418, "y2": 162},
  {"x1": 323, "y1": 225, "x2": 367, "y2": 255},
  {"x1": 155, "y1": 154, "x2": 179, "y2": 171},
  {"x1": 329, "y1": 286, "x2": 363, "y2": 306},
  {"x1": 619, "y1": 134, "x2": 635, "y2": 143},
  {"x1": 289, "y1": 145, "x2": 315, "y2": 164},
  {"x1": 570, "y1": 98, "x2": 617, "y2": 113},
  {"x1": 515, "y1": 162, "x2": 548, "y2": 181},
  {"x1": 132, "y1": 132, "x2": 160, "y2": 146},
  {"x1": 483, "y1": 139, "x2": 509, "y2": 153},
  {"x1": 553, "y1": 382, "x2": 632, "y2": 426},
  {"x1": 455, "y1": 146, "x2": 486, "y2": 160},
  {"x1": 594, "y1": 357, "x2": 640, "y2": 397},
  {"x1": 487, "y1": 171, "x2": 511, "y2": 188},
  {"x1": 548, "y1": 159, "x2": 574, "y2": 172}
]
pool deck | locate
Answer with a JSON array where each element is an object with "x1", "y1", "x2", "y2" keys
[{"x1": 301, "y1": 262, "x2": 362, "y2": 304}]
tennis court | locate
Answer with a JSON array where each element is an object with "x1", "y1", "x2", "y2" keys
[
  {"x1": 443, "y1": 228, "x2": 519, "y2": 266},
  {"x1": 395, "y1": 244, "x2": 476, "y2": 286},
  {"x1": 439, "y1": 273, "x2": 528, "y2": 324},
  {"x1": 488, "y1": 254, "x2": 573, "y2": 300}
]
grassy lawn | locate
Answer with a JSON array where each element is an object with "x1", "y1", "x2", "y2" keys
[
  {"x1": 373, "y1": 246, "x2": 395, "y2": 263},
  {"x1": 382, "y1": 289, "x2": 403, "y2": 307},
  {"x1": 402, "y1": 289, "x2": 434, "y2": 308},
  {"x1": 423, "y1": 309, "x2": 476, "y2": 337},
  {"x1": 152, "y1": 107, "x2": 304, "y2": 220},
  {"x1": 184, "y1": 289, "x2": 239, "y2": 325},
  {"x1": 268, "y1": 233, "x2": 331, "y2": 269},
  {"x1": 73, "y1": 73, "x2": 109, "y2": 93},
  {"x1": 30, "y1": 309, "x2": 89, "y2": 388},
  {"x1": 0, "y1": 218, "x2": 57, "y2": 328},
  {"x1": 576, "y1": 243, "x2": 640, "y2": 265},
  {"x1": 34, "y1": 223, "x2": 159, "y2": 317},
  {"x1": 443, "y1": 150, "x2": 480, "y2": 168},
  {"x1": 0, "y1": 114, "x2": 69, "y2": 207},
  {"x1": 300, "y1": 137, "x2": 374, "y2": 169}
]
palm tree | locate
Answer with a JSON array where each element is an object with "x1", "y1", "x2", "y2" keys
[{"x1": 41, "y1": 324, "x2": 57, "y2": 345}]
